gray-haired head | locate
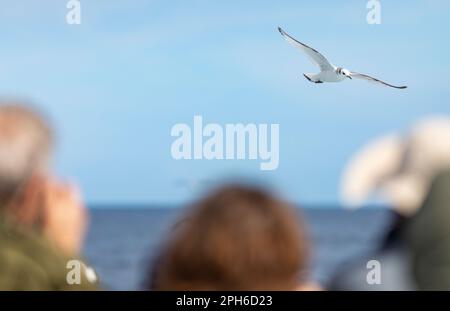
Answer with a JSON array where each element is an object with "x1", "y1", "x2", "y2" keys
[{"x1": 0, "y1": 102, "x2": 53, "y2": 206}]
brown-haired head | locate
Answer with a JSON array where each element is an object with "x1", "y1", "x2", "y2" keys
[{"x1": 151, "y1": 184, "x2": 309, "y2": 290}]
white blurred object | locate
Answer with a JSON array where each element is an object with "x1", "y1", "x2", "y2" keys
[
  {"x1": 278, "y1": 27, "x2": 407, "y2": 89},
  {"x1": 341, "y1": 116, "x2": 450, "y2": 216}
]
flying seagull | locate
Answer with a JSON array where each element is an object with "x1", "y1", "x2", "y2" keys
[{"x1": 278, "y1": 27, "x2": 407, "y2": 89}]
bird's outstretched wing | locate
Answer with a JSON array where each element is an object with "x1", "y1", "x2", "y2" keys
[
  {"x1": 350, "y1": 72, "x2": 407, "y2": 89},
  {"x1": 278, "y1": 27, "x2": 334, "y2": 71}
]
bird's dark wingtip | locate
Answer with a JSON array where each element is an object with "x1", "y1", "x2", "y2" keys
[
  {"x1": 303, "y1": 74, "x2": 312, "y2": 82},
  {"x1": 278, "y1": 27, "x2": 284, "y2": 35},
  {"x1": 390, "y1": 85, "x2": 407, "y2": 89}
]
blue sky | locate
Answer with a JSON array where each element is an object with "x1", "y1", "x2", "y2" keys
[{"x1": 0, "y1": 0, "x2": 449, "y2": 206}]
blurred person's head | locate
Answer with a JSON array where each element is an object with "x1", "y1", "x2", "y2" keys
[
  {"x1": 341, "y1": 116, "x2": 450, "y2": 216},
  {"x1": 0, "y1": 102, "x2": 53, "y2": 209},
  {"x1": 0, "y1": 101, "x2": 88, "y2": 257},
  {"x1": 0, "y1": 102, "x2": 95, "y2": 289},
  {"x1": 150, "y1": 184, "x2": 309, "y2": 291}
]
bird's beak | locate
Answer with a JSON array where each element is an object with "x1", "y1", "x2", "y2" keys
[{"x1": 348, "y1": 76, "x2": 352, "y2": 80}]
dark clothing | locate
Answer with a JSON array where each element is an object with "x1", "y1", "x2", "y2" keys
[
  {"x1": 328, "y1": 212, "x2": 416, "y2": 291},
  {"x1": 329, "y1": 170, "x2": 450, "y2": 291},
  {"x1": 0, "y1": 217, "x2": 97, "y2": 290},
  {"x1": 404, "y1": 171, "x2": 450, "y2": 290},
  {"x1": 328, "y1": 237, "x2": 416, "y2": 291}
]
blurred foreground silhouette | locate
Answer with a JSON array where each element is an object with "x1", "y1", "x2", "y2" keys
[
  {"x1": 148, "y1": 185, "x2": 319, "y2": 291},
  {"x1": 331, "y1": 116, "x2": 450, "y2": 290},
  {"x1": 0, "y1": 102, "x2": 97, "y2": 290}
]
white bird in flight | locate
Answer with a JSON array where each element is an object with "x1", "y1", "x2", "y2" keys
[{"x1": 278, "y1": 27, "x2": 407, "y2": 89}]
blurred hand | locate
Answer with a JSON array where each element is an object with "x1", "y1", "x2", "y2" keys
[
  {"x1": 7, "y1": 175, "x2": 88, "y2": 256},
  {"x1": 41, "y1": 179, "x2": 88, "y2": 256}
]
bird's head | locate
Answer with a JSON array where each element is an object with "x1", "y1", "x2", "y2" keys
[{"x1": 340, "y1": 68, "x2": 352, "y2": 79}]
